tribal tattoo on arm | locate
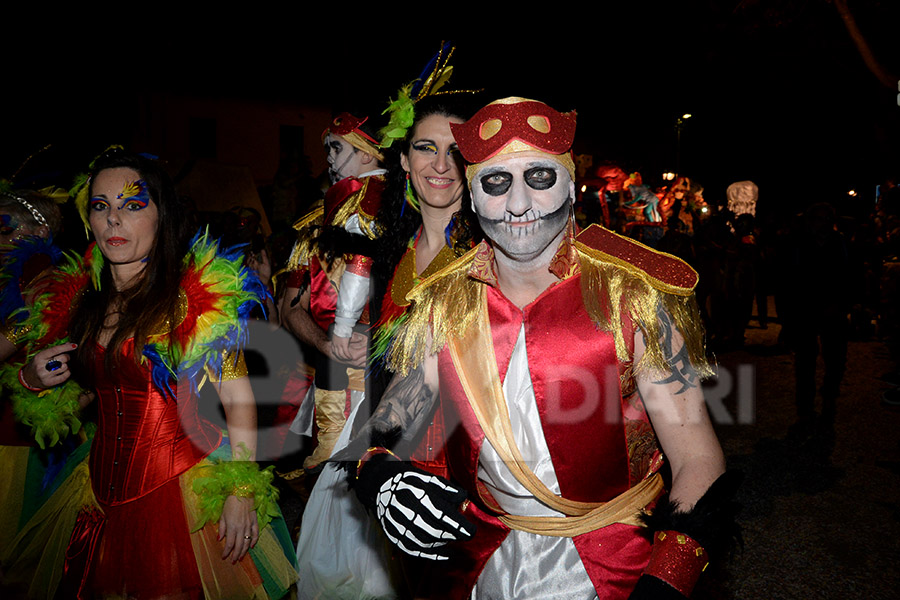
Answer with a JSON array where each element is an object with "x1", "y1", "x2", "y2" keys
[{"x1": 651, "y1": 304, "x2": 699, "y2": 395}]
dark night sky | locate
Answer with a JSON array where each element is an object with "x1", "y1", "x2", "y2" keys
[{"x1": 3, "y1": 2, "x2": 897, "y2": 219}]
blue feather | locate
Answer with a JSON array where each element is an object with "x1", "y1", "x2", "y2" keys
[
  {"x1": 0, "y1": 236, "x2": 63, "y2": 322},
  {"x1": 410, "y1": 41, "x2": 453, "y2": 98}
]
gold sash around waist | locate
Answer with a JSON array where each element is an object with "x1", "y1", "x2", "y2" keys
[{"x1": 447, "y1": 284, "x2": 663, "y2": 538}]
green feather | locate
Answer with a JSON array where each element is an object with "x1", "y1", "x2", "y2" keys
[
  {"x1": 378, "y1": 84, "x2": 416, "y2": 149},
  {"x1": 190, "y1": 443, "x2": 280, "y2": 532}
]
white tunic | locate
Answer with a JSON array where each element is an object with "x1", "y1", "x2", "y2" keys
[{"x1": 472, "y1": 325, "x2": 598, "y2": 599}]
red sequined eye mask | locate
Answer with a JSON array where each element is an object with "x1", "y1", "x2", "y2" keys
[{"x1": 450, "y1": 100, "x2": 576, "y2": 164}]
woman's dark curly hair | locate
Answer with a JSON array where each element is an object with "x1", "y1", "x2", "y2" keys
[
  {"x1": 363, "y1": 94, "x2": 483, "y2": 414},
  {"x1": 369, "y1": 93, "x2": 483, "y2": 318},
  {"x1": 69, "y1": 149, "x2": 195, "y2": 382}
]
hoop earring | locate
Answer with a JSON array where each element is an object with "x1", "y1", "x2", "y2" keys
[{"x1": 403, "y1": 173, "x2": 421, "y2": 216}]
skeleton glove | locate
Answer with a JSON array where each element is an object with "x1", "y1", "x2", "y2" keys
[{"x1": 356, "y1": 455, "x2": 476, "y2": 560}]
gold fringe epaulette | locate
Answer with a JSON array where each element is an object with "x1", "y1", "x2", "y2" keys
[
  {"x1": 578, "y1": 250, "x2": 713, "y2": 380},
  {"x1": 572, "y1": 224, "x2": 710, "y2": 378},
  {"x1": 331, "y1": 176, "x2": 384, "y2": 240},
  {"x1": 284, "y1": 204, "x2": 325, "y2": 273},
  {"x1": 386, "y1": 228, "x2": 712, "y2": 380},
  {"x1": 384, "y1": 248, "x2": 482, "y2": 376}
]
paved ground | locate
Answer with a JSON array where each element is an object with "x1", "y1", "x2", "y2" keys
[
  {"x1": 697, "y1": 316, "x2": 900, "y2": 599},
  {"x1": 278, "y1": 304, "x2": 900, "y2": 599}
]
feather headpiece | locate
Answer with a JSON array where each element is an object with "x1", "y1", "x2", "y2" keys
[{"x1": 378, "y1": 41, "x2": 480, "y2": 149}]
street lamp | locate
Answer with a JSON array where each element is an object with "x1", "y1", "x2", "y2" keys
[{"x1": 675, "y1": 113, "x2": 692, "y2": 177}]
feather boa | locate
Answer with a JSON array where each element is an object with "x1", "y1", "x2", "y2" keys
[{"x1": 2, "y1": 229, "x2": 266, "y2": 446}]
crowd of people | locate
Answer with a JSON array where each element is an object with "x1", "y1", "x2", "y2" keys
[{"x1": 1, "y1": 44, "x2": 895, "y2": 600}]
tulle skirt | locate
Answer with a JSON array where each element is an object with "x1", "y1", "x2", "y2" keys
[
  {"x1": 0, "y1": 430, "x2": 93, "y2": 599},
  {"x1": 2, "y1": 442, "x2": 297, "y2": 599}
]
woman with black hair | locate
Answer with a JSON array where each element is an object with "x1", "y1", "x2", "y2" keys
[
  {"x1": 0, "y1": 150, "x2": 295, "y2": 599},
  {"x1": 364, "y1": 94, "x2": 482, "y2": 471}
]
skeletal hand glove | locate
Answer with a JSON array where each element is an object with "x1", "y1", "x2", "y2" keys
[{"x1": 356, "y1": 457, "x2": 476, "y2": 560}]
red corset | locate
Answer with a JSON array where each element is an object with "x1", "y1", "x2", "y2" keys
[{"x1": 89, "y1": 340, "x2": 221, "y2": 506}]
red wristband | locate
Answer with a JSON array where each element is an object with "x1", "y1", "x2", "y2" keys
[
  {"x1": 18, "y1": 367, "x2": 43, "y2": 392},
  {"x1": 643, "y1": 530, "x2": 709, "y2": 597}
]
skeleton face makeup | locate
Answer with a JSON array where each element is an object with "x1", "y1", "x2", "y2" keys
[
  {"x1": 324, "y1": 133, "x2": 367, "y2": 184},
  {"x1": 472, "y1": 153, "x2": 574, "y2": 263}
]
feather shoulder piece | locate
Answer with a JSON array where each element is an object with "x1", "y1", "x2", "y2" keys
[
  {"x1": 0, "y1": 244, "x2": 98, "y2": 448},
  {"x1": 9, "y1": 243, "x2": 100, "y2": 353},
  {"x1": 141, "y1": 229, "x2": 267, "y2": 396}
]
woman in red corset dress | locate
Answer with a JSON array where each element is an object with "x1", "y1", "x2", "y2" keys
[{"x1": 5, "y1": 150, "x2": 295, "y2": 599}]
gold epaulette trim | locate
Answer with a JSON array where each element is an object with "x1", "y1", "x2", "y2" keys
[
  {"x1": 286, "y1": 206, "x2": 325, "y2": 273},
  {"x1": 387, "y1": 242, "x2": 712, "y2": 380},
  {"x1": 292, "y1": 204, "x2": 324, "y2": 232},
  {"x1": 385, "y1": 248, "x2": 481, "y2": 376},
  {"x1": 577, "y1": 248, "x2": 712, "y2": 379},
  {"x1": 406, "y1": 246, "x2": 479, "y2": 301},
  {"x1": 331, "y1": 180, "x2": 366, "y2": 228}
]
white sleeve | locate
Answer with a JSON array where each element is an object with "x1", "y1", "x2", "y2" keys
[
  {"x1": 344, "y1": 213, "x2": 363, "y2": 235},
  {"x1": 334, "y1": 270, "x2": 370, "y2": 338}
]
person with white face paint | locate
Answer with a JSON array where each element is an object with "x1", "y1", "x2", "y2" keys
[
  {"x1": 277, "y1": 113, "x2": 386, "y2": 470},
  {"x1": 342, "y1": 97, "x2": 739, "y2": 599}
]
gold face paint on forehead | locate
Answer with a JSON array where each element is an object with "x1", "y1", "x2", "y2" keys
[{"x1": 116, "y1": 180, "x2": 151, "y2": 210}]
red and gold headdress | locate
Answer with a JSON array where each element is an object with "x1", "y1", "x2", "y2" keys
[
  {"x1": 322, "y1": 113, "x2": 384, "y2": 162},
  {"x1": 450, "y1": 97, "x2": 577, "y2": 186}
]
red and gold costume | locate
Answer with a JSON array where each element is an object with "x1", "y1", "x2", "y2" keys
[
  {"x1": 269, "y1": 169, "x2": 384, "y2": 461},
  {"x1": 386, "y1": 222, "x2": 708, "y2": 598}
]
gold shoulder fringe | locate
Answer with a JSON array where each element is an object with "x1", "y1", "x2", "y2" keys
[
  {"x1": 385, "y1": 248, "x2": 481, "y2": 376},
  {"x1": 284, "y1": 205, "x2": 325, "y2": 273},
  {"x1": 385, "y1": 244, "x2": 712, "y2": 380},
  {"x1": 577, "y1": 248, "x2": 713, "y2": 380}
]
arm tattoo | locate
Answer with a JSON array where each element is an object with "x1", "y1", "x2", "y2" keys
[
  {"x1": 651, "y1": 305, "x2": 699, "y2": 394},
  {"x1": 355, "y1": 361, "x2": 440, "y2": 451}
]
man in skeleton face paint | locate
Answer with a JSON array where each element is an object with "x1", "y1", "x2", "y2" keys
[
  {"x1": 343, "y1": 98, "x2": 737, "y2": 599},
  {"x1": 323, "y1": 127, "x2": 380, "y2": 185},
  {"x1": 471, "y1": 154, "x2": 574, "y2": 265},
  {"x1": 275, "y1": 112, "x2": 386, "y2": 470}
]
